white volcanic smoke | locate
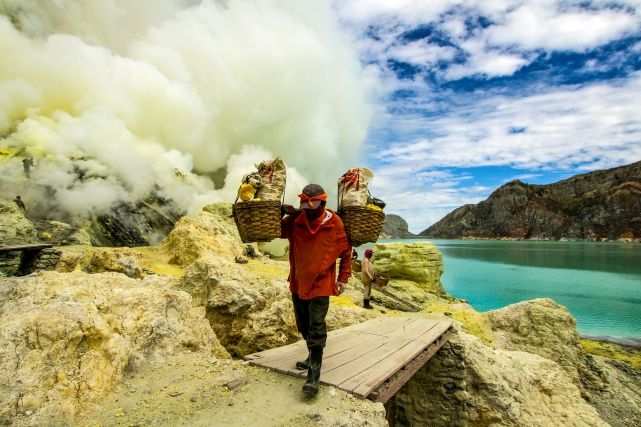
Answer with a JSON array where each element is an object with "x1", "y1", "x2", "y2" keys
[{"x1": 0, "y1": 0, "x2": 372, "y2": 224}]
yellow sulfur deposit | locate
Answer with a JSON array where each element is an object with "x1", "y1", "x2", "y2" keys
[{"x1": 238, "y1": 183, "x2": 258, "y2": 202}]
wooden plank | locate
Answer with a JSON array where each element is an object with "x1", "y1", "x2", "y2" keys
[
  {"x1": 321, "y1": 319, "x2": 442, "y2": 389},
  {"x1": 349, "y1": 321, "x2": 451, "y2": 395},
  {"x1": 369, "y1": 329, "x2": 452, "y2": 403},
  {"x1": 321, "y1": 335, "x2": 389, "y2": 372},
  {"x1": 363, "y1": 317, "x2": 420, "y2": 337},
  {"x1": 0, "y1": 243, "x2": 53, "y2": 253},
  {"x1": 250, "y1": 318, "x2": 400, "y2": 375},
  {"x1": 244, "y1": 339, "x2": 307, "y2": 361},
  {"x1": 244, "y1": 316, "x2": 408, "y2": 364},
  {"x1": 347, "y1": 320, "x2": 452, "y2": 397},
  {"x1": 248, "y1": 331, "x2": 375, "y2": 375},
  {"x1": 287, "y1": 318, "x2": 421, "y2": 378},
  {"x1": 321, "y1": 319, "x2": 435, "y2": 375}
]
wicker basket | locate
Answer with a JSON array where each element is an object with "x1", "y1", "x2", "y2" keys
[
  {"x1": 232, "y1": 200, "x2": 281, "y2": 243},
  {"x1": 374, "y1": 273, "x2": 389, "y2": 287},
  {"x1": 351, "y1": 259, "x2": 362, "y2": 273},
  {"x1": 339, "y1": 206, "x2": 385, "y2": 247}
]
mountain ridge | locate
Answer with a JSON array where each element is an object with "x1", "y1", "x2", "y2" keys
[{"x1": 420, "y1": 160, "x2": 641, "y2": 241}]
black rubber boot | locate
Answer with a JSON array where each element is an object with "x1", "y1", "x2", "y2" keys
[
  {"x1": 364, "y1": 299, "x2": 373, "y2": 309},
  {"x1": 295, "y1": 350, "x2": 311, "y2": 370},
  {"x1": 302, "y1": 348, "x2": 323, "y2": 396}
]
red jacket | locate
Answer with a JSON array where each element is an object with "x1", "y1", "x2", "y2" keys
[{"x1": 281, "y1": 209, "x2": 352, "y2": 300}]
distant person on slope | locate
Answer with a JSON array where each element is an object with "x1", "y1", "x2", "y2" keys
[
  {"x1": 14, "y1": 195, "x2": 25, "y2": 211},
  {"x1": 361, "y1": 249, "x2": 375, "y2": 309},
  {"x1": 280, "y1": 183, "x2": 352, "y2": 397},
  {"x1": 22, "y1": 157, "x2": 34, "y2": 178}
]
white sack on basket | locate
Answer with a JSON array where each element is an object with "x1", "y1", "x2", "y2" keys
[
  {"x1": 338, "y1": 167, "x2": 374, "y2": 209},
  {"x1": 254, "y1": 157, "x2": 286, "y2": 201}
]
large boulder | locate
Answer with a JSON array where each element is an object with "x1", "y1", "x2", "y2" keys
[
  {"x1": 372, "y1": 242, "x2": 445, "y2": 294},
  {"x1": 394, "y1": 331, "x2": 608, "y2": 427},
  {"x1": 177, "y1": 256, "x2": 375, "y2": 356},
  {"x1": 0, "y1": 271, "x2": 228, "y2": 425},
  {"x1": 0, "y1": 197, "x2": 38, "y2": 276},
  {"x1": 462, "y1": 333, "x2": 608, "y2": 426},
  {"x1": 161, "y1": 211, "x2": 244, "y2": 266},
  {"x1": 487, "y1": 298, "x2": 607, "y2": 392}
]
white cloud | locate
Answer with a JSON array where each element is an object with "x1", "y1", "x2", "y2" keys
[
  {"x1": 335, "y1": 0, "x2": 641, "y2": 81},
  {"x1": 390, "y1": 40, "x2": 457, "y2": 66},
  {"x1": 445, "y1": 40, "x2": 529, "y2": 79},
  {"x1": 378, "y1": 73, "x2": 641, "y2": 170},
  {"x1": 486, "y1": 4, "x2": 639, "y2": 51}
]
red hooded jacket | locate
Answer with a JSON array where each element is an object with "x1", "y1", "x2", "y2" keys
[{"x1": 281, "y1": 209, "x2": 352, "y2": 300}]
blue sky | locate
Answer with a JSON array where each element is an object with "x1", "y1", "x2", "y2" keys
[{"x1": 332, "y1": 0, "x2": 641, "y2": 233}]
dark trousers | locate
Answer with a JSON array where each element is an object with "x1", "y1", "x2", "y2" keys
[{"x1": 291, "y1": 293, "x2": 330, "y2": 350}]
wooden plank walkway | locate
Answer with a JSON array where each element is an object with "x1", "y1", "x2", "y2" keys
[
  {"x1": 0, "y1": 243, "x2": 53, "y2": 253},
  {"x1": 245, "y1": 316, "x2": 452, "y2": 403}
]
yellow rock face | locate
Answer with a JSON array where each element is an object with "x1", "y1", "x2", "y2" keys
[
  {"x1": 0, "y1": 271, "x2": 228, "y2": 425},
  {"x1": 372, "y1": 242, "x2": 445, "y2": 294},
  {"x1": 162, "y1": 211, "x2": 245, "y2": 266}
]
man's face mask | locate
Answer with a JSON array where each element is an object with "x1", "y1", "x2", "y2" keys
[{"x1": 304, "y1": 205, "x2": 325, "y2": 220}]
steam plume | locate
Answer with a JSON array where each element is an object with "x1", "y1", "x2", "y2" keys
[{"x1": 0, "y1": 0, "x2": 373, "y2": 224}]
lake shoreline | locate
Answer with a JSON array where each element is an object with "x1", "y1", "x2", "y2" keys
[
  {"x1": 400, "y1": 236, "x2": 641, "y2": 244},
  {"x1": 581, "y1": 335, "x2": 641, "y2": 348}
]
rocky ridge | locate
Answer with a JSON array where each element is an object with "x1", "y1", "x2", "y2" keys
[
  {"x1": 421, "y1": 160, "x2": 641, "y2": 241},
  {"x1": 381, "y1": 214, "x2": 416, "y2": 238}
]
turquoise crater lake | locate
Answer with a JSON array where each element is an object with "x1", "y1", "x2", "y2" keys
[{"x1": 368, "y1": 239, "x2": 641, "y2": 344}]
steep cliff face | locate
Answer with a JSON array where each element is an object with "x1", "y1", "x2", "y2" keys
[
  {"x1": 382, "y1": 214, "x2": 416, "y2": 238},
  {"x1": 421, "y1": 161, "x2": 641, "y2": 241}
]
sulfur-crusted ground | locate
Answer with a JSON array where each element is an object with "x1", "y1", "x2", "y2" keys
[{"x1": 79, "y1": 353, "x2": 387, "y2": 427}]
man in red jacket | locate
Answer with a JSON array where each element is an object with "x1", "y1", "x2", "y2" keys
[{"x1": 281, "y1": 183, "x2": 352, "y2": 396}]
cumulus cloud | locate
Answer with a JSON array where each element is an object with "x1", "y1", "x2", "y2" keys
[
  {"x1": 0, "y1": 0, "x2": 374, "y2": 222},
  {"x1": 335, "y1": 0, "x2": 641, "y2": 81},
  {"x1": 486, "y1": 4, "x2": 639, "y2": 51},
  {"x1": 379, "y1": 74, "x2": 641, "y2": 170}
]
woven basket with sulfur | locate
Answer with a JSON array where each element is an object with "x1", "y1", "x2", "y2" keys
[
  {"x1": 339, "y1": 205, "x2": 385, "y2": 247},
  {"x1": 374, "y1": 273, "x2": 389, "y2": 287},
  {"x1": 232, "y1": 200, "x2": 281, "y2": 243}
]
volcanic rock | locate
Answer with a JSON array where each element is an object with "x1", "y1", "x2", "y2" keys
[
  {"x1": 177, "y1": 256, "x2": 375, "y2": 356},
  {"x1": 0, "y1": 197, "x2": 38, "y2": 276},
  {"x1": 488, "y1": 298, "x2": 607, "y2": 392},
  {"x1": 0, "y1": 271, "x2": 228, "y2": 425},
  {"x1": 382, "y1": 214, "x2": 416, "y2": 238},
  {"x1": 161, "y1": 210, "x2": 244, "y2": 266},
  {"x1": 32, "y1": 220, "x2": 91, "y2": 246},
  {"x1": 372, "y1": 242, "x2": 444, "y2": 294}
]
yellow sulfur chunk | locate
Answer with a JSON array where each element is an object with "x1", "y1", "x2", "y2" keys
[{"x1": 238, "y1": 183, "x2": 257, "y2": 201}]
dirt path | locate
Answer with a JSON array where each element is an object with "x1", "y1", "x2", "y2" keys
[{"x1": 79, "y1": 353, "x2": 386, "y2": 427}]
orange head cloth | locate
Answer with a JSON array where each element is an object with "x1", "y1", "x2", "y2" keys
[{"x1": 298, "y1": 192, "x2": 328, "y2": 208}]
